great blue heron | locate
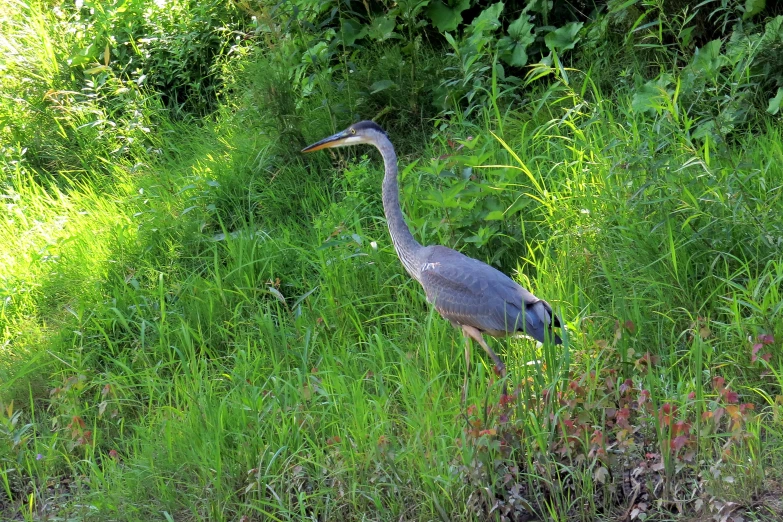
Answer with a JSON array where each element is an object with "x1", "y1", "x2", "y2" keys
[{"x1": 303, "y1": 121, "x2": 562, "y2": 400}]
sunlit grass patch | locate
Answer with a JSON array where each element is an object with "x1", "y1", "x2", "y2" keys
[{"x1": 2, "y1": 1, "x2": 783, "y2": 519}]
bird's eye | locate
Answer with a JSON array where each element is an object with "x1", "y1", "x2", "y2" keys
[{"x1": 350, "y1": 128, "x2": 356, "y2": 135}]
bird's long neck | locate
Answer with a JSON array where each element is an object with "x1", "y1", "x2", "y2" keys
[{"x1": 376, "y1": 135, "x2": 424, "y2": 280}]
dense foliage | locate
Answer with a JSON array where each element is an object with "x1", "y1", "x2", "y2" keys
[{"x1": 2, "y1": 0, "x2": 782, "y2": 520}]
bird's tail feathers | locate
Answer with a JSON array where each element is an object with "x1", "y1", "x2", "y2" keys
[{"x1": 525, "y1": 300, "x2": 562, "y2": 345}]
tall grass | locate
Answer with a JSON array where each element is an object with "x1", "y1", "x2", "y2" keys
[{"x1": 2, "y1": 1, "x2": 782, "y2": 521}]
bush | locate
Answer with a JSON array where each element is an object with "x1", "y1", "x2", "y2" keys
[{"x1": 67, "y1": 0, "x2": 248, "y2": 115}]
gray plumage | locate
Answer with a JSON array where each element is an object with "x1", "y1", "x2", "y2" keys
[
  {"x1": 418, "y1": 246, "x2": 561, "y2": 343},
  {"x1": 303, "y1": 121, "x2": 562, "y2": 398}
]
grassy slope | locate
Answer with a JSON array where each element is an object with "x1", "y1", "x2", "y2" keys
[{"x1": 2, "y1": 4, "x2": 783, "y2": 522}]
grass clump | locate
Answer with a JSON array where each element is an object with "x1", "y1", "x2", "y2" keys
[{"x1": 2, "y1": 0, "x2": 783, "y2": 521}]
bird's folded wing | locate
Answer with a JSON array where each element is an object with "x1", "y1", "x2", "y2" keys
[{"x1": 418, "y1": 248, "x2": 531, "y2": 335}]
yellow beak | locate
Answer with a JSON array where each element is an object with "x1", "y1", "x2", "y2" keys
[{"x1": 301, "y1": 130, "x2": 352, "y2": 153}]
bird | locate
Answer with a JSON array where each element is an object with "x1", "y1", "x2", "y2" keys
[{"x1": 302, "y1": 120, "x2": 562, "y2": 401}]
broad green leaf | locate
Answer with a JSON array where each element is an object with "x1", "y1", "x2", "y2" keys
[
  {"x1": 368, "y1": 15, "x2": 397, "y2": 41},
  {"x1": 509, "y1": 12, "x2": 535, "y2": 41},
  {"x1": 527, "y1": 0, "x2": 553, "y2": 15},
  {"x1": 470, "y1": 2, "x2": 503, "y2": 34},
  {"x1": 507, "y1": 45, "x2": 528, "y2": 66},
  {"x1": 761, "y1": 15, "x2": 783, "y2": 44},
  {"x1": 395, "y1": 0, "x2": 431, "y2": 20},
  {"x1": 427, "y1": 0, "x2": 470, "y2": 32},
  {"x1": 631, "y1": 75, "x2": 673, "y2": 114},
  {"x1": 443, "y1": 31, "x2": 457, "y2": 49},
  {"x1": 499, "y1": 13, "x2": 535, "y2": 66},
  {"x1": 680, "y1": 25, "x2": 694, "y2": 49},
  {"x1": 744, "y1": 0, "x2": 765, "y2": 19},
  {"x1": 692, "y1": 119, "x2": 717, "y2": 140},
  {"x1": 301, "y1": 41, "x2": 329, "y2": 65},
  {"x1": 544, "y1": 22, "x2": 583, "y2": 52},
  {"x1": 369, "y1": 79, "x2": 397, "y2": 94},
  {"x1": 631, "y1": 89, "x2": 659, "y2": 113},
  {"x1": 84, "y1": 64, "x2": 111, "y2": 75},
  {"x1": 339, "y1": 18, "x2": 367, "y2": 46},
  {"x1": 689, "y1": 40, "x2": 727, "y2": 80},
  {"x1": 767, "y1": 87, "x2": 783, "y2": 115},
  {"x1": 484, "y1": 210, "x2": 505, "y2": 220},
  {"x1": 69, "y1": 53, "x2": 94, "y2": 67}
]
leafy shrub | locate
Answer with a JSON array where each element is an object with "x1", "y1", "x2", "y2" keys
[
  {"x1": 241, "y1": 0, "x2": 590, "y2": 129},
  {"x1": 67, "y1": 0, "x2": 248, "y2": 115},
  {"x1": 631, "y1": 15, "x2": 783, "y2": 141}
]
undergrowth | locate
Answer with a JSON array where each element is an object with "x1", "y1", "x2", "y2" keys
[{"x1": 2, "y1": 1, "x2": 782, "y2": 521}]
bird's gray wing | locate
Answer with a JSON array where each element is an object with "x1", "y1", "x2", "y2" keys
[{"x1": 418, "y1": 246, "x2": 561, "y2": 343}]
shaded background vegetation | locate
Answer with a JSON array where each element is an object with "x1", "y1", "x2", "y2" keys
[{"x1": 1, "y1": 0, "x2": 782, "y2": 520}]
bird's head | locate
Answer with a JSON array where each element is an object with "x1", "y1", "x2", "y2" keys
[{"x1": 301, "y1": 120, "x2": 387, "y2": 153}]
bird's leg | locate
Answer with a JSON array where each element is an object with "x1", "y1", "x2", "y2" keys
[
  {"x1": 461, "y1": 325, "x2": 507, "y2": 396},
  {"x1": 461, "y1": 333, "x2": 471, "y2": 404}
]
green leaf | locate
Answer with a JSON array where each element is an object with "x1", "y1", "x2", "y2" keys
[
  {"x1": 368, "y1": 15, "x2": 397, "y2": 41},
  {"x1": 527, "y1": 0, "x2": 553, "y2": 15},
  {"x1": 339, "y1": 18, "x2": 368, "y2": 46},
  {"x1": 631, "y1": 90, "x2": 657, "y2": 113},
  {"x1": 761, "y1": 15, "x2": 783, "y2": 45},
  {"x1": 394, "y1": 0, "x2": 431, "y2": 20},
  {"x1": 499, "y1": 13, "x2": 535, "y2": 66},
  {"x1": 544, "y1": 22, "x2": 583, "y2": 52},
  {"x1": 744, "y1": 0, "x2": 765, "y2": 19},
  {"x1": 443, "y1": 31, "x2": 457, "y2": 49},
  {"x1": 301, "y1": 41, "x2": 329, "y2": 65},
  {"x1": 83, "y1": 65, "x2": 111, "y2": 75},
  {"x1": 509, "y1": 44, "x2": 529, "y2": 66},
  {"x1": 692, "y1": 119, "x2": 717, "y2": 141},
  {"x1": 609, "y1": 0, "x2": 641, "y2": 14},
  {"x1": 767, "y1": 87, "x2": 783, "y2": 115},
  {"x1": 689, "y1": 40, "x2": 727, "y2": 80},
  {"x1": 509, "y1": 12, "x2": 535, "y2": 41},
  {"x1": 427, "y1": 0, "x2": 470, "y2": 32},
  {"x1": 470, "y1": 2, "x2": 504, "y2": 34},
  {"x1": 631, "y1": 75, "x2": 673, "y2": 114},
  {"x1": 69, "y1": 53, "x2": 94, "y2": 67},
  {"x1": 369, "y1": 80, "x2": 397, "y2": 94}
]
